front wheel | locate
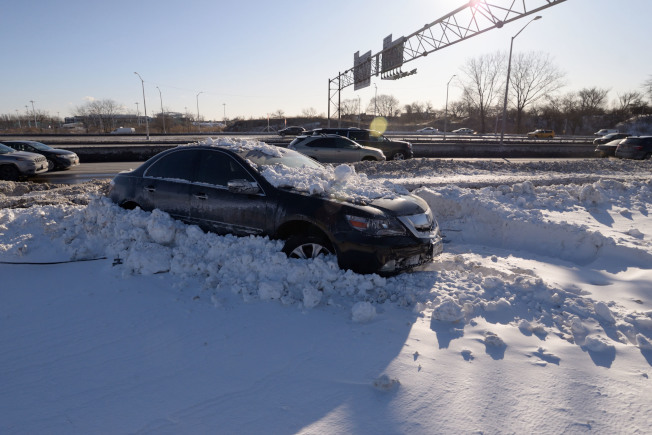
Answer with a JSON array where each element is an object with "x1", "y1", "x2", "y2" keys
[
  {"x1": 283, "y1": 235, "x2": 334, "y2": 260},
  {"x1": 0, "y1": 165, "x2": 20, "y2": 181},
  {"x1": 390, "y1": 152, "x2": 407, "y2": 160},
  {"x1": 47, "y1": 159, "x2": 55, "y2": 171}
]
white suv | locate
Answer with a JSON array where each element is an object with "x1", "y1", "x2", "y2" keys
[{"x1": 0, "y1": 143, "x2": 49, "y2": 180}]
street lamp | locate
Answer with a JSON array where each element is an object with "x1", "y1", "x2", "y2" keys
[
  {"x1": 134, "y1": 72, "x2": 150, "y2": 140},
  {"x1": 500, "y1": 15, "x2": 541, "y2": 145},
  {"x1": 374, "y1": 83, "x2": 378, "y2": 117},
  {"x1": 357, "y1": 95, "x2": 361, "y2": 128},
  {"x1": 444, "y1": 74, "x2": 456, "y2": 141},
  {"x1": 196, "y1": 91, "x2": 204, "y2": 133},
  {"x1": 15, "y1": 109, "x2": 21, "y2": 129},
  {"x1": 30, "y1": 100, "x2": 37, "y2": 129},
  {"x1": 223, "y1": 103, "x2": 226, "y2": 125},
  {"x1": 156, "y1": 86, "x2": 166, "y2": 134}
]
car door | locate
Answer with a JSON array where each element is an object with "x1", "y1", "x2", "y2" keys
[
  {"x1": 139, "y1": 148, "x2": 196, "y2": 222},
  {"x1": 188, "y1": 149, "x2": 268, "y2": 236}
]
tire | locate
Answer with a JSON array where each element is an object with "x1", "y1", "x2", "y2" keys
[
  {"x1": 282, "y1": 234, "x2": 334, "y2": 260},
  {"x1": 47, "y1": 159, "x2": 55, "y2": 171},
  {"x1": 0, "y1": 165, "x2": 20, "y2": 181},
  {"x1": 390, "y1": 152, "x2": 406, "y2": 160}
]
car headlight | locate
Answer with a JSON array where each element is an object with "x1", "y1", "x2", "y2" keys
[{"x1": 346, "y1": 215, "x2": 406, "y2": 236}]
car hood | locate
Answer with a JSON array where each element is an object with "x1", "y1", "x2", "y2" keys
[
  {"x1": 367, "y1": 194, "x2": 428, "y2": 216},
  {"x1": 4, "y1": 150, "x2": 42, "y2": 160}
]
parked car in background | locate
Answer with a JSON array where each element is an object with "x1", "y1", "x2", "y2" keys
[
  {"x1": 417, "y1": 127, "x2": 440, "y2": 134},
  {"x1": 594, "y1": 139, "x2": 626, "y2": 158},
  {"x1": 278, "y1": 126, "x2": 306, "y2": 137},
  {"x1": 594, "y1": 129, "x2": 619, "y2": 136},
  {"x1": 0, "y1": 143, "x2": 49, "y2": 181},
  {"x1": 110, "y1": 127, "x2": 135, "y2": 134},
  {"x1": 451, "y1": 128, "x2": 475, "y2": 134},
  {"x1": 527, "y1": 129, "x2": 555, "y2": 139},
  {"x1": 593, "y1": 132, "x2": 630, "y2": 145},
  {"x1": 288, "y1": 134, "x2": 385, "y2": 163},
  {"x1": 108, "y1": 142, "x2": 443, "y2": 275},
  {"x1": 2, "y1": 140, "x2": 80, "y2": 171},
  {"x1": 305, "y1": 127, "x2": 413, "y2": 160},
  {"x1": 615, "y1": 136, "x2": 652, "y2": 160}
]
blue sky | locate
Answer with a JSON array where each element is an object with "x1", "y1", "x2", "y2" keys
[{"x1": 2, "y1": 0, "x2": 650, "y2": 122}]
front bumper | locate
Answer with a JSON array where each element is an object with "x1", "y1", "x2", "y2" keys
[{"x1": 335, "y1": 232, "x2": 443, "y2": 275}]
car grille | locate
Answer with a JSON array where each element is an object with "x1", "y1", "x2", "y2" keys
[
  {"x1": 397, "y1": 212, "x2": 438, "y2": 239},
  {"x1": 34, "y1": 156, "x2": 46, "y2": 163}
]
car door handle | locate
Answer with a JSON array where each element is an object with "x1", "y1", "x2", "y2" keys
[
  {"x1": 193, "y1": 193, "x2": 208, "y2": 200},
  {"x1": 143, "y1": 185, "x2": 156, "y2": 193}
]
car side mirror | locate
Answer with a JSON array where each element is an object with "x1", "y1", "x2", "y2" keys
[{"x1": 228, "y1": 179, "x2": 260, "y2": 195}]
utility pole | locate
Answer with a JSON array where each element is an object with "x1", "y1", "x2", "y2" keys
[
  {"x1": 134, "y1": 72, "x2": 150, "y2": 140},
  {"x1": 156, "y1": 86, "x2": 166, "y2": 134}
]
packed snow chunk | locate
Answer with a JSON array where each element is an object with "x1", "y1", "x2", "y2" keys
[
  {"x1": 584, "y1": 335, "x2": 615, "y2": 353},
  {"x1": 146, "y1": 209, "x2": 178, "y2": 245},
  {"x1": 302, "y1": 286, "x2": 322, "y2": 309},
  {"x1": 432, "y1": 296, "x2": 464, "y2": 322},
  {"x1": 627, "y1": 228, "x2": 644, "y2": 239},
  {"x1": 579, "y1": 184, "x2": 604, "y2": 205},
  {"x1": 258, "y1": 281, "x2": 284, "y2": 301},
  {"x1": 373, "y1": 374, "x2": 400, "y2": 392},
  {"x1": 484, "y1": 331, "x2": 506, "y2": 348},
  {"x1": 123, "y1": 241, "x2": 171, "y2": 275},
  {"x1": 333, "y1": 164, "x2": 355, "y2": 183},
  {"x1": 636, "y1": 334, "x2": 652, "y2": 350},
  {"x1": 594, "y1": 301, "x2": 616, "y2": 324},
  {"x1": 352, "y1": 301, "x2": 376, "y2": 323}
]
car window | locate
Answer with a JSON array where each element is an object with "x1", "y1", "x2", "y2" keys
[
  {"x1": 145, "y1": 149, "x2": 199, "y2": 181},
  {"x1": 0, "y1": 144, "x2": 16, "y2": 154},
  {"x1": 336, "y1": 138, "x2": 357, "y2": 149},
  {"x1": 195, "y1": 150, "x2": 254, "y2": 186},
  {"x1": 308, "y1": 138, "x2": 335, "y2": 148}
]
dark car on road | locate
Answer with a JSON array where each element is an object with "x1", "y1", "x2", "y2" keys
[
  {"x1": 305, "y1": 128, "x2": 413, "y2": 160},
  {"x1": 278, "y1": 126, "x2": 306, "y2": 137},
  {"x1": 593, "y1": 132, "x2": 630, "y2": 145},
  {"x1": 108, "y1": 141, "x2": 442, "y2": 275},
  {"x1": 594, "y1": 138, "x2": 626, "y2": 158},
  {"x1": 2, "y1": 140, "x2": 80, "y2": 171},
  {"x1": 288, "y1": 134, "x2": 385, "y2": 163},
  {"x1": 615, "y1": 136, "x2": 652, "y2": 160}
]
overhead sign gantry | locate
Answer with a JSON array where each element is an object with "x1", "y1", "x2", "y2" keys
[{"x1": 328, "y1": 0, "x2": 568, "y2": 125}]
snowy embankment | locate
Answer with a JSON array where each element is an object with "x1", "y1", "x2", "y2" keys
[{"x1": 1, "y1": 153, "x2": 651, "y2": 434}]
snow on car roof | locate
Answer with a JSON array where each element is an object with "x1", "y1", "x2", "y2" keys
[{"x1": 188, "y1": 137, "x2": 408, "y2": 201}]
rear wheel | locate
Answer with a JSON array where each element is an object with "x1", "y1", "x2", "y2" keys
[
  {"x1": 0, "y1": 165, "x2": 20, "y2": 181},
  {"x1": 283, "y1": 234, "x2": 334, "y2": 260},
  {"x1": 390, "y1": 152, "x2": 407, "y2": 160}
]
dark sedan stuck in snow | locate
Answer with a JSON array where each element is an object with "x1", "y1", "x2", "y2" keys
[{"x1": 108, "y1": 140, "x2": 442, "y2": 275}]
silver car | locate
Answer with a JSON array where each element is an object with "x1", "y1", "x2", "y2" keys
[
  {"x1": 288, "y1": 134, "x2": 385, "y2": 163},
  {"x1": 0, "y1": 143, "x2": 49, "y2": 180}
]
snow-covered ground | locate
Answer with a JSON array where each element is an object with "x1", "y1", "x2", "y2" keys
[{"x1": 1, "y1": 148, "x2": 651, "y2": 434}]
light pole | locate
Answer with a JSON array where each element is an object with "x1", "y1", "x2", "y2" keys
[
  {"x1": 357, "y1": 95, "x2": 361, "y2": 128},
  {"x1": 223, "y1": 103, "x2": 226, "y2": 125},
  {"x1": 135, "y1": 102, "x2": 140, "y2": 125},
  {"x1": 444, "y1": 74, "x2": 456, "y2": 141},
  {"x1": 30, "y1": 100, "x2": 37, "y2": 129},
  {"x1": 196, "y1": 91, "x2": 203, "y2": 133},
  {"x1": 134, "y1": 72, "x2": 150, "y2": 140},
  {"x1": 500, "y1": 15, "x2": 541, "y2": 145},
  {"x1": 15, "y1": 109, "x2": 21, "y2": 129},
  {"x1": 374, "y1": 83, "x2": 378, "y2": 117},
  {"x1": 156, "y1": 86, "x2": 166, "y2": 134}
]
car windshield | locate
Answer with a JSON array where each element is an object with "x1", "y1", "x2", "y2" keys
[
  {"x1": 0, "y1": 144, "x2": 16, "y2": 154},
  {"x1": 24, "y1": 141, "x2": 52, "y2": 151},
  {"x1": 236, "y1": 147, "x2": 323, "y2": 170}
]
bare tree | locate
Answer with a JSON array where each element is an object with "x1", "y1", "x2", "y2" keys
[
  {"x1": 644, "y1": 75, "x2": 652, "y2": 103},
  {"x1": 578, "y1": 87, "x2": 609, "y2": 116},
  {"x1": 340, "y1": 99, "x2": 359, "y2": 118},
  {"x1": 271, "y1": 109, "x2": 285, "y2": 119},
  {"x1": 460, "y1": 52, "x2": 505, "y2": 133},
  {"x1": 74, "y1": 99, "x2": 125, "y2": 133},
  {"x1": 368, "y1": 94, "x2": 400, "y2": 117},
  {"x1": 616, "y1": 91, "x2": 648, "y2": 117},
  {"x1": 301, "y1": 107, "x2": 318, "y2": 117},
  {"x1": 509, "y1": 51, "x2": 565, "y2": 133}
]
